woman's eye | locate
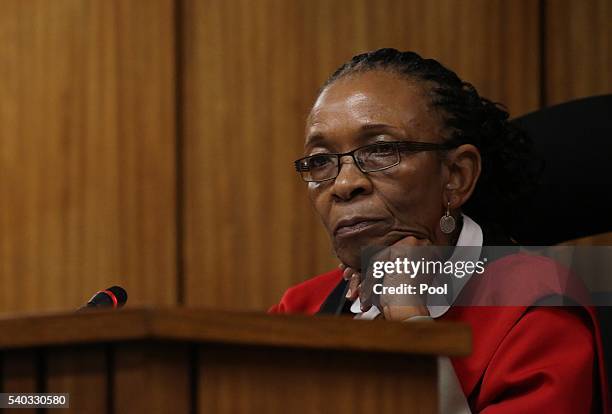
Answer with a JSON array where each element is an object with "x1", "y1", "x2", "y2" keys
[
  {"x1": 309, "y1": 155, "x2": 332, "y2": 168},
  {"x1": 370, "y1": 143, "x2": 395, "y2": 155}
]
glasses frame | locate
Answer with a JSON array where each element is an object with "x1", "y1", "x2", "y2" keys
[{"x1": 294, "y1": 140, "x2": 458, "y2": 183}]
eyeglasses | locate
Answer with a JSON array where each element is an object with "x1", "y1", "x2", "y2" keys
[{"x1": 294, "y1": 141, "x2": 457, "y2": 182}]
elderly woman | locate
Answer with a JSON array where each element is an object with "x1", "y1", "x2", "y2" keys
[{"x1": 269, "y1": 49, "x2": 608, "y2": 412}]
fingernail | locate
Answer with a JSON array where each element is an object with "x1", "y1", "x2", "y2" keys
[
  {"x1": 342, "y1": 268, "x2": 351, "y2": 280},
  {"x1": 345, "y1": 289, "x2": 352, "y2": 298}
]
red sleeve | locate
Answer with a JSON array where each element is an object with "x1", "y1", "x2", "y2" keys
[
  {"x1": 474, "y1": 307, "x2": 597, "y2": 413},
  {"x1": 267, "y1": 269, "x2": 343, "y2": 315},
  {"x1": 267, "y1": 302, "x2": 283, "y2": 314}
]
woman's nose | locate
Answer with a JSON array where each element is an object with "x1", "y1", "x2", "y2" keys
[{"x1": 331, "y1": 156, "x2": 373, "y2": 201}]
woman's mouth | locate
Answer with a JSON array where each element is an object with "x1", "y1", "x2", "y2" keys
[{"x1": 333, "y1": 218, "x2": 387, "y2": 239}]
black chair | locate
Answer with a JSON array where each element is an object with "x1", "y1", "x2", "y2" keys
[
  {"x1": 510, "y1": 94, "x2": 612, "y2": 393},
  {"x1": 511, "y1": 94, "x2": 612, "y2": 244}
]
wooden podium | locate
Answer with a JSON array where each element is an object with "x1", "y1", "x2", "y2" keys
[{"x1": 0, "y1": 308, "x2": 470, "y2": 413}]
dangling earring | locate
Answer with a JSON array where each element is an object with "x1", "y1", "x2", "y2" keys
[{"x1": 439, "y1": 201, "x2": 456, "y2": 234}]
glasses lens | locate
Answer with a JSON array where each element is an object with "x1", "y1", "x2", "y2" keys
[
  {"x1": 302, "y1": 154, "x2": 338, "y2": 181},
  {"x1": 356, "y1": 143, "x2": 399, "y2": 171}
]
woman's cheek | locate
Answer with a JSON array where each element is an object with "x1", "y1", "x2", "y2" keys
[{"x1": 308, "y1": 188, "x2": 334, "y2": 233}]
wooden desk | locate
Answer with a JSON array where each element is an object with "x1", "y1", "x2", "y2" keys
[{"x1": 0, "y1": 308, "x2": 470, "y2": 413}]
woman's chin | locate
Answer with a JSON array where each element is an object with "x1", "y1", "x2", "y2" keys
[
  {"x1": 337, "y1": 253, "x2": 361, "y2": 270},
  {"x1": 334, "y1": 236, "x2": 386, "y2": 270}
]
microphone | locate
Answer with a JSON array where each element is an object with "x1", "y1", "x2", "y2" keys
[{"x1": 78, "y1": 286, "x2": 128, "y2": 311}]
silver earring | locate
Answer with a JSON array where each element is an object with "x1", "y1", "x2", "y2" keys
[{"x1": 439, "y1": 201, "x2": 456, "y2": 234}]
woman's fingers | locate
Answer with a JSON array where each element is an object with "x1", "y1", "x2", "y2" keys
[
  {"x1": 346, "y1": 272, "x2": 361, "y2": 300},
  {"x1": 341, "y1": 266, "x2": 352, "y2": 281},
  {"x1": 376, "y1": 236, "x2": 436, "y2": 320},
  {"x1": 359, "y1": 235, "x2": 435, "y2": 315},
  {"x1": 342, "y1": 265, "x2": 361, "y2": 300},
  {"x1": 340, "y1": 236, "x2": 437, "y2": 315},
  {"x1": 360, "y1": 296, "x2": 372, "y2": 313}
]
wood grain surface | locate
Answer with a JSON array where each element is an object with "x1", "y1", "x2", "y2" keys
[
  {"x1": 0, "y1": 0, "x2": 177, "y2": 313},
  {"x1": 1, "y1": 350, "x2": 40, "y2": 414},
  {"x1": 0, "y1": 308, "x2": 471, "y2": 357},
  {"x1": 197, "y1": 344, "x2": 437, "y2": 413},
  {"x1": 0, "y1": 310, "x2": 452, "y2": 413},
  {"x1": 114, "y1": 342, "x2": 191, "y2": 414},
  {"x1": 46, "y1": 346, "x2": 108, "y2": 413}
]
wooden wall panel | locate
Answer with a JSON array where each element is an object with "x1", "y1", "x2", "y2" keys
[
  {"x1": 114, "y1": 343, "x2": 191, "y2": 413},
  {"x1": 1, "y1": 350, "x2": 39, "y2": 414},
  {"x1": 197, "y1": 345, "x2": 437, "y2": 413},
  {"x1": 181, "y1": 0, "x2": 541, "y2": 311},
  {"x1": 0, "y1": 0, "x2": 177, "y2": 312},
  {"x1": 46, "y1": 346, "x2": 108, "y2": 412},
  {"x1": 546, "y1": 0, "x2": 612, "y2": 106}
]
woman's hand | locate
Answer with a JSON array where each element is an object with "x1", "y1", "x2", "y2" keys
[
  {"x1": 341, "y1": 235, "x2": 436, "y2": 321},
  {"x1": 340, "y1": 262, "x2": 361, "y2": 301}
]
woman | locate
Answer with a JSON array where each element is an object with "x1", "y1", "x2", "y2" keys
[{"x1": 269, "y1": 49, "x2": 608, "y2": 413}]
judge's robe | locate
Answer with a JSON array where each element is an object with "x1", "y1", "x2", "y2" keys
[{"x1": 269, "y1": 252, "x2": 610, "y2": 413}]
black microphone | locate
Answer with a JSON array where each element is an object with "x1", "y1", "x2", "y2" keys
[{"x1": 78, "y1": 286, "x2": 128, "y2": 311}]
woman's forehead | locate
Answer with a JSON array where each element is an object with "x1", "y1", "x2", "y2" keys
[{"x1": 305, "y1": 72, "x2": 440, "y2": 145}]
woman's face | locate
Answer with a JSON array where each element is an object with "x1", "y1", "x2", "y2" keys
[{"x1": 305, "y1": 70, "x2": 453, "y2": 269}]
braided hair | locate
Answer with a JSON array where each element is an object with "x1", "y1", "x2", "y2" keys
[{"x1": 321, "y1": 48, "x2": 542, "y2": 229}]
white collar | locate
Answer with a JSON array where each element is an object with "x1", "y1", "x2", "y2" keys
[{"x1": 350, "y1": 213, "x2": 483, "y2": 319}]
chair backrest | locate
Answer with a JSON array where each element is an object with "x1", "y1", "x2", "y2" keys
[
  {"x1": 510, "y1": 94, "x2": 612, "y2": 245},
  {"x1": 511, "y1": 94, "x2": 612, "y2": 394}
]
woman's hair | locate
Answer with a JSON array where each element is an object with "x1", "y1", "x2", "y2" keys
[{"x1": 321, "y1": 48, "x2": 542, "y2": 229}]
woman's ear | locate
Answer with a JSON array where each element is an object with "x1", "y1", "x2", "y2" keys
[{"x1": 444, "y1": 144, "x2": 481, "y2": 209}]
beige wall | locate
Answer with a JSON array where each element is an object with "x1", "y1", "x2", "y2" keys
[{"x1": 1, "y1": 0, "x2": 610, "y2": 313}]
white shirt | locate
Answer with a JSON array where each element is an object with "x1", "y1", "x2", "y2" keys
[{"x1": 350, "y1": 213, "x2": 483, "y2": 413}]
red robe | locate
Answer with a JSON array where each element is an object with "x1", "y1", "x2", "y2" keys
[{"x1": 269, "y1": 253, "x2": 610, "y2": 413}]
